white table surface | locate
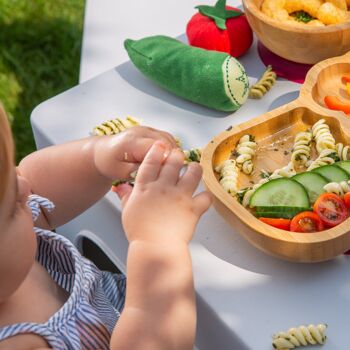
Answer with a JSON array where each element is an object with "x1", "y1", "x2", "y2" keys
[{"x1": 31, "y1": 1, "x2": 350, "y2": 349}]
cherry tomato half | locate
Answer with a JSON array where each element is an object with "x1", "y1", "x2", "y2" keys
[
  {"x1": 259, "y1": 217, "x2": 291, "y2": 231},
  {"x1": 344, "y1": 192, "x2": 350, "y2": 209},
  {"x1": 313, "y1": 193, "x2": 349, "y2": 227},
  {"x1": 290, "y1": 211, "x2": 324, "y2": 232}
]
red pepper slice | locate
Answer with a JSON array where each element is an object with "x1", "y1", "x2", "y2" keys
[
  {"x1": 324, "y1": 95, "x2": 350, "y2": 114},
  {"x1": 342, "y1": 75, "x2": 350, "y2": 84},
  {"x1": 259, "y1": 217, "x2": 291, "y2": 231}
]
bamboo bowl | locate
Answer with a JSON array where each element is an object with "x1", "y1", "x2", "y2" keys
[
  {"x1": 242, "y1": 0, "x2": 350, "y2": 64},
  {"x1": 201, "y1": 52, "x2": 350, "y2": 262}
]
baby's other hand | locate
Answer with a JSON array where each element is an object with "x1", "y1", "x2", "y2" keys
[
  {"x1": 93, "y1": 126, "x2": 178, "y2": 181},
  {"x1": 114, "y1": 141, "x2": 212, "y2": 244}
]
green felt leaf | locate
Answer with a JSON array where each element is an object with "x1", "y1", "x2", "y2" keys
[{"x1": 196, "y1": 0, "x2": 243, "y2": 30}]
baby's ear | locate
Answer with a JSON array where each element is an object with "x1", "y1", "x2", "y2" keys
[{"x1": 111, "y1": 183, "x2": 133, "y2": 208}]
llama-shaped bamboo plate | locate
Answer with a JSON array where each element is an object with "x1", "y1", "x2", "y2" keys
[{"x1": 201, "y1": 52, "x2": 350, "y2": 262}]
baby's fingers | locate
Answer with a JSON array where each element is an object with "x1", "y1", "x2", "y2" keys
[
  {"x1": 159, "y1": 148, "x2": 184, "y2": 185},
  {"x1": 136, "y1": 141, "x2": 169, "y2": 184},
  {"x1": 178, "y1": 162, "x2": 203, "y2": 194},
  {"x1": 112, "y1": 183, "x2": 133, "y2": 208},
  {"x1": 193, "y1": 191, "x2": 213, "y2": 217}
]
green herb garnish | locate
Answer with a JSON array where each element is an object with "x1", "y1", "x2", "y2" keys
[
  {"x1": 236, "y1": 188, "x2": 250, "y2": 204},
  {"x1": 292, "y1": 11, "x2": 314, "y2": 23},
  {"x1": 260, "y1": 170, "x2": 271, "y2": 179},
  {"x1": 329, "y1": 152, "x2": 340, "y2": 162}
]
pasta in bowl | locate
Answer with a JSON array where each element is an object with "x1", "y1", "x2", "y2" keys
[
  {"x1": 243, "y1": 0, "x2": 350, "y2": 64},
  {"x1": 201, "y1": 101, "x2": 350, "y2": 262}
]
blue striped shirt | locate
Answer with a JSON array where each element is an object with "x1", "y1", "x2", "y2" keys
[{"x1": 0, "y1": 195, "x2": 126, "y2": 349}]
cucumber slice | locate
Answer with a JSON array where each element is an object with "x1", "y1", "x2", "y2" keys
[
  {"x1": 249, "y1": 178, "x2": 310, "y2": 208},
  {"x1": 312, "y1": 164, "x2": 349, "y2": 183},
  {"x1": 293, "y1": 172, "x2": 328, "y2": 203},
  {"x1": 334, "y1": 161, "x2": 350, "y2": 175},
  {"x1": 256, "y1": 206, "x2": 311, "y2": 219}
]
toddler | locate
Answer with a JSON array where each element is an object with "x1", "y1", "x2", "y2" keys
[{"x1": 0, "y1": 104, "x2": 212, "y2": 350}]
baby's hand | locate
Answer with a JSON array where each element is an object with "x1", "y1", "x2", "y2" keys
[
  {"x1": 114, "y1": 141, "x2": 212, "y2": 244},
  {"x1": 93, "y1": 126, "x2": 178, "y2": 181}
]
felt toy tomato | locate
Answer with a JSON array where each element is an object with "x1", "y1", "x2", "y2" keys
[{"x1": 186, "y1": 0, "x2": 253, "y2": 58}]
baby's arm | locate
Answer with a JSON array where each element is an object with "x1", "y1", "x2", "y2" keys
[
  {"x1": 110, "y1": 141, "x2": 212, "y2": 350},
  {"x1": 17, "y1": 127, "x2": 176, "y2": 229}
]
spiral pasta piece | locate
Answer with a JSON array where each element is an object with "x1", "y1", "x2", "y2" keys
[
  {"x1": 270, "y1": 161, "x2": 297, "y2": 179},
  {"x1": 311, "y1": 119, "x2": 336, "y2": 154},
  {"x1": 93, "y1": 116, "x2": 141, "y2": 136},
  {"x1": 336, "y1": 142, "x2": 350, "y2": 160},
  {"x1": 235, "y1": 135, "x2": 257, "y2": 175},
  {"x1": 249, "y1": 65, "x2": 277, "y2": 99},
  {"x1": 324, "y1": 180, "x2": 350, "y2": 196},
  {"x1": 272, "y1": 324, "x2": 327, "y2": 349},
  {"x1": 307, "y1": 149, "x2": 339, "y2": 170},
  {"x1": 183, "y1": 148, "x2": 202, "y2": 164},
  {"x1": 215, "y1": 160, "x2": 239, "y2": 195},
  {"x1": 112, "y1": 170, "x2": 138, "y2": 187},
  {"x1": 291, "y1": 131, "x2": 313, "y2": 168}
]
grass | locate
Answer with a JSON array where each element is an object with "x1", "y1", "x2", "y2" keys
[{"x1": 0, "y1": 0, "x2": 85, "y2": 163}]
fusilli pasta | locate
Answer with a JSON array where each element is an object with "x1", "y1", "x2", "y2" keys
[
  {"x1": 249, "y1": 65, "x2": 277, "y2": 99},
  {"x1": 324, "y1": 180, "x2": 350, "y2": 196},
  {"x1": 269, "y1": 161, "x2": 296, "y2": 179},
  {"x1": 291, "y1": 131, "x2": 312, "y2": 168},
  {"x1": 93, "y1": 116, "x2": 141, "y2": 136},
  {"x1": 311, "y1": 119, "x2": 336, "y2": 154},
  {"x1": 215, "y1": 160, "x2": 239, "y2": 196},
  {"x1": 307, "y1": 149, "x2": 339, "y2": 171},
  {"x1": 272, "y1": 323, "x2": 327, "y2": 349},
  {"x1": 183, "y1": 148, "x2": 202, "y2": 164},
  {"x1": 112, "y1": 170, "x2": 138, "y2": 187},
  {"x1": 336, "y1": 142, "x2": 350, "y2": 160},
  {"x1": 235, "y1": 135, "x2": 257, "y2": 175}
]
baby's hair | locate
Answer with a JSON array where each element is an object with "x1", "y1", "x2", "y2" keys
[{"x1": 0, "y1": 104, "x2": 14, "y2": 204}]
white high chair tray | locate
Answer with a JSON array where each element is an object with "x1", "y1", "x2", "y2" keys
[{"x1": 30, "y1": 1, "x2": 350, "y2": 348}]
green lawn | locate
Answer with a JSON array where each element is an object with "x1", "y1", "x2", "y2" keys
[{"x1": 0, "y1": 0, "x2": 85, "y2": 163}]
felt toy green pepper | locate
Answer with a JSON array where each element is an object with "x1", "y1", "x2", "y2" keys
[{"x1": 124, "y1": 35, "x2": 249, "y2": 112}]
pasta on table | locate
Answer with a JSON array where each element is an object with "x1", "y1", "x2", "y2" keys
[{"x1": 272, "y1": 323, "x2": 327, "y2": 349}]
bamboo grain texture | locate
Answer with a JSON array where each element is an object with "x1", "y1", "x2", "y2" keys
[{"x1": 201, "y1": 52, "x2": 350, "y2": 262}]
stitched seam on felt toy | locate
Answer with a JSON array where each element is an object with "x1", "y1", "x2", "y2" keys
[
  {"x1": 224, "y1": 57, "x2": 241, "y2": 107},
  {"x1": 237, "y1": 60, "x2": 249, "y2": 99},
  {"x1": 130, "y1": 47, "x2": 153, "y2": 61}
]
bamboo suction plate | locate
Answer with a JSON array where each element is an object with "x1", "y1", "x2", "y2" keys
[{"x1": 201, "y1": 52, "x2": 350, "y2": 262}]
